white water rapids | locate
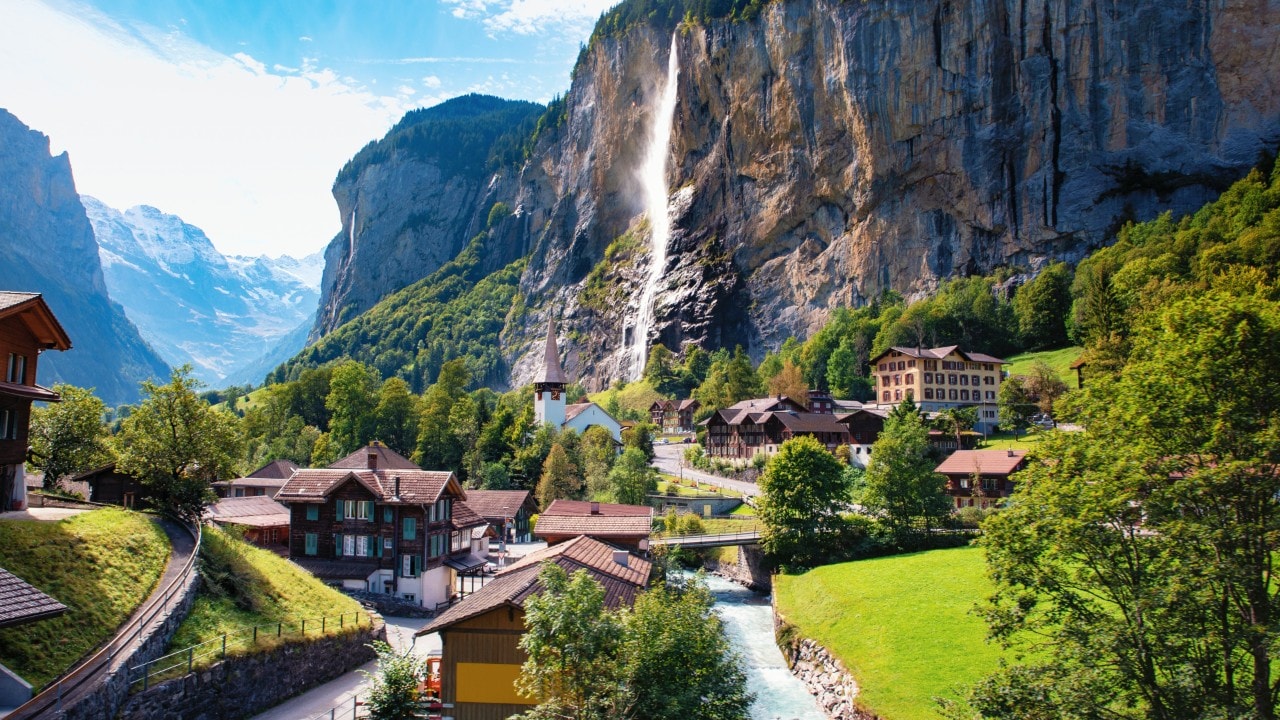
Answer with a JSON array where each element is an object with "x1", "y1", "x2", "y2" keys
[{"x1": 628, "y1": 34, "x2": 681, "y2": 381}]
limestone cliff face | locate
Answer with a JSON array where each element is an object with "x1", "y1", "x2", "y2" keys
[
  {"x1": 311, "y1": 0, "x2": 1280, "y2": 391},
  {"x1": 0, "y1": 110, "x2": 170, "y2": 404}
]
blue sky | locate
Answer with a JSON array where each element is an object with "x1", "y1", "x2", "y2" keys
[{"x1": 0, "y1": 0, "x2": 615, "y2": 257}]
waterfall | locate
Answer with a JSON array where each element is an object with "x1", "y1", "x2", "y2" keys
[{"x1": 628, "y1": 34, "x2": 680, "y2": 381}]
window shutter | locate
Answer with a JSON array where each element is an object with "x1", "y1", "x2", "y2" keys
[
  {"x1": 305, "y1": 533, "x2": 317, "y2": 555},
  {"x1": 367, "y1": 536, "x2": 375, "y2": 557},
  {"x1": 335, "y1": 533, "x2": 344, "y2": 557},
  {"x1": 375, "y1": 536, "x2": 382, "y2": 558},
  {"x1": 336, "y1": 501, "x2": 344, "y2": 521},
  {"x1": 306, "y1": 505, "x2": 318, "y2": 521},
  {"x1": 404, "y1": 517, "x2": 416, "y2": 541},
  {"x1": 384, "y1": 507, "x2": 392, "y2": 522}
]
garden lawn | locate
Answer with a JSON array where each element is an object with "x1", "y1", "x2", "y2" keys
[
  {"x1": 1005, "y1": 346, "x2": 1082, "y2": 385},
  {"x1": 978, "y1": 430, "x2": 1048, "y2": 451},
  {"x1": 0, "y1": 507, "x2": 170, "y2": 689},
  {"x1": 167, "y1": 526, "x2": 364, "y2": 660},
  {"x1": 774, "y1": 546, "x2": 1006, "y2": 720}
]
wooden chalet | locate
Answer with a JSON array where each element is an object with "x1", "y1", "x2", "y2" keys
[
  {"x1": 416, "y1": 536, "x2": 652, "y2": 720},
  {"x1": 648, "y1": 398, "x2": 701, "y2": 434},
  {"x1": 935, "y1": 449, "x2": 1028, "y2": 509},
  {"x1": 0, "y1": 292, "x2": 71, "y2": 511},
  {"x1": 213, "y1": 458, "x2": 299, "y2": 498},
  {"x1": 74, "y1": 463, "x2": 151, "y2": 510},
  {"x1": 703, "y1": 395, "x2": 850, "y2": 461},
  {"x1": 277, "y1": 444, "x2": 488, "y2": 608},
  {"x1": 460, "y1": 490, "x2": 538, "y2": 544},
  {"x1": 205, "y1": 496, "x2": 290, "y2": 550},
  {"x1": 533, "y1": 499, "x2": 653, "y2": 550}
]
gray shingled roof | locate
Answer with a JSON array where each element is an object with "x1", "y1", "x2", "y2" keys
[
  {"x1": 462, "y1": 490, "x2": 533, "y2": 520},
  {"x1": 0, "y1": 567, "x2": 67, "y2": 628}
]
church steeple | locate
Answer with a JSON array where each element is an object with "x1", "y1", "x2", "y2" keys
[{"x1": 534, "y1": 320, "x2": 566, "y2": 428}]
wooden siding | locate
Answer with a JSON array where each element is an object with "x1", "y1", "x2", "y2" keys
[
  {"x1": 0, "y1": 314, "x2": 40, "y2": 465},
  {"x1": 440, "y1": 606, "x2": 533, "y2": 720}
]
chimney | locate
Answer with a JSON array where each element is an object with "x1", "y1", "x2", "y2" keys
[
  {"x1": 590, "y1": 502, "x2": 600, "y2": 515},
  {"x1": 612, "y1": 550, "x2": 629, "y2": 567},
  {"x1": 367, "y1": 452, "x2": 378, "y2": 470},
  {"x1": 1007, "y1": 449, "x2": 1015, "y2": 457},
  {"x1": 393, "y1": 475, "x2": 401, "y2": 499}
]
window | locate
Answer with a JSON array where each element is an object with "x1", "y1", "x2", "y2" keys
[
  {"x1": 960, "y1": 389, "x2": 970, "y2": 401},
  {"x1": 905, "y1": 373, "x2": 913, "y2": 385},
  {"x1": 306, "y1": 505, "x2": 319, "y2": 521},
  {"x1": 908, "y1": 359, "x2": 916, "y2": 368},
  {"x1": 924, "y1": 372, "x2": 932, "y2": 383},
  {"x1": 384, "y1": 537, "x2": 394, "y2": 549},
  {"x1": 356, "y1": 535, "x2": 370, "y2": 557},
  {"x1": 894, "y1": 389, "x2": 902, "y2": 401},
  {"x1": 986, "y1": 391, "x2": 995, "y2": 401},
  {"x1": 893, "y1": 374, "x2": 901, "y2": 386},
  {"x1": 403, "y1": 517, "x2": 416, "y2": 541},
  {"x1": 949, "y1": 374, "x2": 957, "y2": 385},
  {"x1": 384, "y1": 508, "x2": 393, "y2": 522},
  {"x1": 0, "y1": 409, "x2": 17, "y2": 440},
  {"x1": 924, "y1": 388, "x2": 934, "y2": 400},
  {"x1": 905, "y1": 388, "x2": 914, "y2": 400},
  {"x1": 343, "y1": 534, "x2": 356, "y2": 556},
  {"x1": 880, "y1": 375, "x2": 890, "y2": 387},
  {"x1": 304, "y1": 533, "x2": 317, "y2": 555},
  {"x1": 7, "y1": 353, "x2": 26, "y2": 384},
  {"x1": 960, "y1": 375, "x2": 969, "y2": 386},
  {"x1": 401, "y1": 554, "x2": 420, "y2": 578},
  {"x1": 949, "y1": 389, "x2": 958, "y2": 400},
  {"x1": 971, "y1": 375, "x2": 980, "y2": 386},
  {"x1": 878, "y1": 363, "x2": 886, "y2": 371},
  {"x1": 343, "y1": 500, "x2": 373, "y2": 521},
  {"x1": 960, "y1": 478, "x2": 969, "y2": 488},
  {"x1": 882, "y1": 391, "x2": 890, "y2": 401}
]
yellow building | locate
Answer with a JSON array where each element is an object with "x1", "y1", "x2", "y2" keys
[{"x1": 868, "y1": 345, "x2": 1008, "y2": 433}]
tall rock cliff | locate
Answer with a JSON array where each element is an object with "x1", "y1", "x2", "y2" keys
[
  {"x1": 0, "y1": 109, "x2": 170, "y2": 405},
  {"x1": 306, "y1": 0, "x2": 1280, "y2": 392}
]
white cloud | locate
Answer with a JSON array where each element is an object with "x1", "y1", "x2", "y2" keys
[
  {"x1": 422, "y1": 75, "x2": 442, "y2": 88},
  {"x1": 0, "y1": 0, "x2": 414, "y2": 257},
  {"x1": 442, "y1": 0, "x2": 615, "y2": 36},
  {"x1": 299, "y1": 35, "x2": 313, "y2": 42}
]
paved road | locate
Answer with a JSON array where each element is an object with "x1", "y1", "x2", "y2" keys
[
  {"x1": 249, "y1": 616, "x2": 440, "y2": 720},
  {"x1": 651, "y1": 442, "x2": 760, "y2": 498}
]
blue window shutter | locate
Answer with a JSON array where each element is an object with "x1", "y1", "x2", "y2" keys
[
  {"x1": 375, "y1": 536, "x2": 382, "y2": 558},
  {"x1": 384, "y1": 507, "x2": 392, "y2": 522},
  {"x1": 305, "y1": 533, "x2": 317, "y2": 555},
  {"x1": 404, "y1": 517, "x2": 416, "y2": 541},
  {"x1": 336, "y1": 501, "x2": 344, "y2": 521},
  {"x1": 306, "y1": 505, "x2": 318, "y2": 521},
  {"x1": 367, "y1": 536, "x2": 375, "y2": 557},
  {"x1": 335, "y1": 533, "x2": 343, "y2": 557}
]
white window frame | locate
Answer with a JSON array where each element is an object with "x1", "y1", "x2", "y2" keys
[{"x1": 343, "y1": 534, "x2": 355, "y2": 556}]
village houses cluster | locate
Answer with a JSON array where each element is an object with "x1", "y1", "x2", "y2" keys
[{"x1": 1, "y1": 298, "x2": 1028, "y2": 719}]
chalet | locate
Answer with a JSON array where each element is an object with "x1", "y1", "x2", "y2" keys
[
  {"x1": 702, "y1": 394, "x2": 850, "y2": 461},
  {"x1": 461, "y1": 490, "x2": 538, "y2": 544},
  {"x1": 211, "y1": 459, "x2": 299, "y2": 499},
  {"x1": 868, "y1": 346, "x2": 1009, "y2": 433},
  {"x1": 935, "y1": 449, "x2": 1028, "y2": 509},
  {"x1": 534, "y1": 322, "x2": 623, "y2": 443},
  {"x1": 836, "y1": 408, "x2": 889, "y2": 466},
  {"x1": 276, "y1": 447, "x2": 488, "y2": 608},
  {"x1": 74, "y1": 463, "x2": 150, "y2": 510},
  {"x1": 648, "y1": 398, "x2": 700, "y2": 434},
  {"x1": 533, "y1": 499, "x2": 653, "y2": 550},
  {"x1": 205, "y1": 496, "x2": 290, "y2": 550},
  {"x1": 416, "y1": 535, "x2": 652, "y2": 720},
  {"x1": 0, "y1": 292, "x2": 71, "y2": 511}
]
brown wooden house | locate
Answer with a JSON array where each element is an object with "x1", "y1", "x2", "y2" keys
[
  {"x1": 416, "y1": 536, "x2": 652, "y2": 720},
  {"x1": 205, "y1": 495, "x2": 291, "y2": 550},
  {"x1": 74, "y1": 463, "x2": 151, "y2": 510},
  {"x1": 648, "y1": 398, "x2": 701, "y2": 433},
  {"x1": 703, "y1": 396, "x2": 851, "y2": 461},
  {"x1": 460, "y1": 489, "x2": 538, "y2": 544},
  {"x1": 0, "y1": 292, "x2": 71, "y2": 511},
  {"x1": 935, "y1": 449, "x2": 1028, "y2": 509},
  {"x1": 276, "y1": 447, "x2": 487, "y2": 608},
  {"x1": 533, "y1": 499, "x2": 653, "y2": 550}
]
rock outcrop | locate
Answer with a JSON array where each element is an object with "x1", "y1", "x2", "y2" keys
[
  {"x1": 307, "y1": 0, "x2": 1280, "y2": 391},
  {"x1": 0, "y1": 109, "x2": 169, "y2": 404}
]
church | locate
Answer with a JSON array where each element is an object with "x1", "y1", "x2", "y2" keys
[{"x1": 533, "y1": 321, "x2": 623, "y2": 443}]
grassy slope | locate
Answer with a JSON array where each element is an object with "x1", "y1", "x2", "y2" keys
[
  {"x1": 1004, "y1": 346, "x2": 1083, "y2": 385},
  {"x1": 168, "y1": 526, "x2": 364, "y2": 655},
  {"x1": 588, "y1": 379, "x2": 665, "y2": 419},
  {"x1": 0, "y1": 508, "x2": 170, "y2": 688},
  {"x1": 774, "y1": 547, "x2": 1005, "y2": 720}
]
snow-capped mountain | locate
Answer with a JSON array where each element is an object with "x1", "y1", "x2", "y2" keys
[{"x1": 83, "y1": 196, "x2": 323, "y2": 386}]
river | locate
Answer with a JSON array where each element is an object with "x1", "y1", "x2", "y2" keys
[{"x1": 693, "y1": 572, "x2": 828, "y2": 720}]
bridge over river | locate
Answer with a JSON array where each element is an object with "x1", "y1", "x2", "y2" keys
[{"x1": 649, "y1": 529, "x2": 762, "y2": 549}]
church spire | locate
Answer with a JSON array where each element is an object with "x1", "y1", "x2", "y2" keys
[{"x1": 537, "y1": 319, "x2": 567, "y2": 386}]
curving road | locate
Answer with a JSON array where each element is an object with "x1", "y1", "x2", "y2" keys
[{"x1": 651, "y1": 442, "x2": 760, "y2": 498}]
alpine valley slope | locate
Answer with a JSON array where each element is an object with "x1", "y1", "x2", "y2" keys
[
  {"x1": 84, "y1": 197, "x2": 323, "y2": 386},
  {"x1": 303, "y1": 0, "x2": 1280, "y2": 392},
  {"x1": 0, "y1": 109, "x2": 170, "y2": 405}
]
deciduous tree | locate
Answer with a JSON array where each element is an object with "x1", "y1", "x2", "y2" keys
[
  {"x1": 116, "y1": 367, "x2": 242, "y2": 521},
  {"x1": 28, "y1": 384, "x2": 112, "y2": 490},
  {"x1": 758, "y1": 436, "x2": 850, "y2": 568},
  {"x1": 862, "y1": 407, "x2": 949, "y2": 546},
  {"x1": 605, "y1": 447, "x2": 656, "y2": 505},
  {"x1": 536, "y1": 443, "x2": 581, "y2": 508}
]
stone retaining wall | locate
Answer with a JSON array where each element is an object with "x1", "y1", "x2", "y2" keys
[
  {"x1": 57, "y1": 554, "x2": 202, "y2": 720},
  {"x1": 703, "y1": 545, "x2": 770, "y2": 591},
  {"x1": 774, "y1": 601, "x2": 874, "y2": 720},
  {"x1": 118, "y1": 614, "x2": 386, "y2": 720}
]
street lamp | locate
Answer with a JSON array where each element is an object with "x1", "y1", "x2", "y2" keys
[{"x1": 499, "y1": 505, "x2": 509, "y2": 568}]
